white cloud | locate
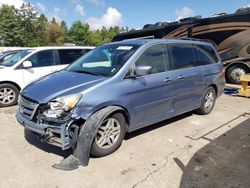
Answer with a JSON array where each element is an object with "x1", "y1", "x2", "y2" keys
[
  {"x1": 54, "y1": 7, "x2": 61, "y2": 14},
  {"x1": 70, "y1": 0, "x2": 78, "y2": 4},
  {"x1": 36, "y1": 2, "x2": 46, "y2": 12},
  {"x1": 49, "y1": 7, "x2": 62, "y2": 21},
  {"x1": 175, "y1": 6, "x2": 194, "y2": 21},
  {"x1": 88, "y1": 0, "x2": 104, "y2": 6},
  {"x1": 48, "y1": 6, "x2": 67, "y2": 22},
  {"x1": 0, "y1": 0, "x2": 26, "y2": 8},
  {"x1": 75, "y1": 4, "x2": 86, "y2": 16},
  {"x1": 87, "y1": 7, "x2": 122, "y2": 30},
  {"x1": 70, "y1": 0, "x2": 87, "y2": 16}
]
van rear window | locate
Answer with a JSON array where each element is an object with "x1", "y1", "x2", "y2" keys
[
  {"x1": 194, "y1": 45, "x2": 219, "y2": 65},
  {"x1": 58, "y1": 49, "x2": 83, "y2": 65},
  {"x1": 169, "y1": 44, "x2": 196, "y2": 70}
]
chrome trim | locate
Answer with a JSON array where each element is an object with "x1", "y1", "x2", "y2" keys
[{"x1": 18, "y1": 95, "x2": 38, "y2": 120}]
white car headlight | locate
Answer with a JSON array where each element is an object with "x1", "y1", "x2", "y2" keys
[{"x1": 43, "y1": 94, "x2": 82, "y2": 118}]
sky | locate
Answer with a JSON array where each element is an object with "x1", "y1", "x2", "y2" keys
[{"x1": 1, "y1": 0, "x2": 250, "y2": 30}]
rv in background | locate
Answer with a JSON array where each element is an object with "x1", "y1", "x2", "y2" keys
[{"x1": 113, "y1": 7, "x2": 250, "y2": 84}]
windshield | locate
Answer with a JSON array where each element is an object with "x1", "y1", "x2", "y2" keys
[
  {"x1": 1, "y1": 52, "x2": 19, "y2": 62},
  {"x1": 1, "y1": 50, "x2": 33, "y2": 67},
  {"x1": 67, "y1": 43, "x2": 140, "y2": 77}
]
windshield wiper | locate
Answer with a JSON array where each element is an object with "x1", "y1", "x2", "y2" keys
[{"x1": 73, "y1": 70, "x2": 103, "y2": 77}]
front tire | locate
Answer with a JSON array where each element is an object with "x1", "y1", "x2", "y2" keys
[
  {"x1": 226, "y1": 64, "x2": 249, "y2": 84},
  {"x1": 0, "y1": 83, "x2": 19, "y2": 108},
  {"x1": 90, "y1": 113, "x2": 126, "y2": 157},
  {"x1": 196, "y1": 87, "x2": 216, "y2": 115}
]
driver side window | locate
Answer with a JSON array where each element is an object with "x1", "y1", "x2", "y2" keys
[{"x1": 134, "y1": 44, "x2": 170, "y2": 75}]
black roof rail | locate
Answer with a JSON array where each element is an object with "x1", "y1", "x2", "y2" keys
[
  {"x1": 171, "y1": 37, "x2": 206, "y2": 42},
  {"x1": 123, "y1": 35, "x2": 155, "y2": 41}
]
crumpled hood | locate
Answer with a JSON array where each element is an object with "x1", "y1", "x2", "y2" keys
[{"x1": 21, "y1": 70, "x2": 106, "y2": 103}]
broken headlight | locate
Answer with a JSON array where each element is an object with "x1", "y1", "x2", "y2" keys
[{"x1": 43, "y1": 94, "x2": 82, "y2": 118}]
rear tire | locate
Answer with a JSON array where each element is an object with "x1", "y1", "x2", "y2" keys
[
  {"x1": 226, "y1": 64, "x2": 249, "y2": 84},
  {"x1": 0, "y1": 83, "x2": 19, "y2": 108},
  {"x1": 91, "y1": 113, "x2": 126, "y2": 157},
  {"x1": 196, "y1": 87, "x2": 216, "y2": 115}
]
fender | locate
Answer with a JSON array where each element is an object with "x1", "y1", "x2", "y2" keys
[
  {"x1": 224, "y1": 61, "x2": 250, "y2": 69},
  {"x1": 52, "y1": 106, "x2": 124, "y2": 170}
]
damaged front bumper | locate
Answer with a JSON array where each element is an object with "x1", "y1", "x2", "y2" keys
[{"x1": 16, "y1": 111, "x2": 79, "y2": 150}]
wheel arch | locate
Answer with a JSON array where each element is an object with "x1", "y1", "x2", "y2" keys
[
  {"x1": 225, "y1": 62, "x2": 250, "y2": 75},
  {"x1": 110, "y1": 106, "x2": 130, "y2": 132},
  {"x1": 91, "y1": 105, "x2": 131, "y2": 132},
  {"x1": 72, "y1": 105, "x2": 131, "y2": 166},
  {"x1": 208, "y1": 84, "x2": 218, "y2": 97},
  {"x1": 0, "y1": 81, "x2": 21, "y2": 91}
]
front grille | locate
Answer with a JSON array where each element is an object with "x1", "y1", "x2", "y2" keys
[{"x1": 18, "y1": 95, "x2": 39, "y2": 120}]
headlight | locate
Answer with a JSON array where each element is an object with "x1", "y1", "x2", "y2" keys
[{"x1": 43, "y1": 94, "x2": 82, "y2": 119}]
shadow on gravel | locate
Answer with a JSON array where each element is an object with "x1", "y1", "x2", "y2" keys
[
  {"x1": 24, "y1": 128, "x2": 71, "y2": 158},
  {"x1": 178, "y1": 113, "x2": 250, "y2": 188}
]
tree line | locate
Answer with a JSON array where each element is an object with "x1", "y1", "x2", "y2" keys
[{"x1": 0, "y1": 3, "x2": 128, "y2": 47}]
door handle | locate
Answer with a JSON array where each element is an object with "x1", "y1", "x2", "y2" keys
[
  {"x1": 163, "y1": 77, "x2": 172, "y2": 83},
  {"x1": 178, "y1": 75, "x2": 185, "y2": 80}
]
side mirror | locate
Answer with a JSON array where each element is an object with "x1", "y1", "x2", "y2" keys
[
  {"x1": 23, "y1": 60, "x2": 32, "y2": 68},
  {"x1": 135, "y1": 65, "x2": 152, "y2": 76}
]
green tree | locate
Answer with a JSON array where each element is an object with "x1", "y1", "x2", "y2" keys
[
  {"x1": 68, "y1": 21, "x2": 90, "y2": 45},
  {"x1": 34, "y1": 14, "x2": 49, "y2": 46},
  {"x1": 100, "y1": 27, "x2": 109, "y2": 43},
  {"x1": 0, "y1": 3, "x2": 127, "y2": 47},
  {"x1": 18, "y1": 3, "x2": 38, "y2": 46},
  {"x1": 46, "y1": 18, "x2": 64, "y2": 45},
  {"x1": 107, "y1": 26, "x2": 121, "y2": 41},
  {"x1": 88, "y1": 30, "x2": 103, "y2": 46},
  {"x1": 60, "y1": 21, "x2": 70, "y2": 43},
  {"x1": 99, "y1": 26, "x2": 119, "y2": 44},
  {"x1": 0, "y1": 5, "x2": 24, "y2": 46}
]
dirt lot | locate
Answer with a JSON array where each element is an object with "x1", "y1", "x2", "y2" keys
[{"x1": 0, "y1": 94, "x2": 250, "y2": 188}]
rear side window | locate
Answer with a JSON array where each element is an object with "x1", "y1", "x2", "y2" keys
[
  {"x1": 135, "y1": 44, "x2": 170, "y2": 74},
  {"x1": 27, "y1": 50, "x2": 55, "y2": 67},
  {"x1": 169, "y1": 44, "x2": 196, "y2": 70},
  {"x1": 58, "y1": 49, "x2": 83, "y2": 65},
  {"x1": 194, "y1": 45, "x2": 219, "y2": 65}
]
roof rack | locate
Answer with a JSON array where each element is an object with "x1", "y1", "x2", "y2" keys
[
  {"x1": 171, "y1": 37, "x2": 206, "y2": 42},
  {"x1": 123, "y1": 35, "x2": 155, "y2": 41}
]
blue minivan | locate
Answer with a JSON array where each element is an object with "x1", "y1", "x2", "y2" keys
[{"x1": 16, "y1": 39, "x2": 225, "y2": 167}]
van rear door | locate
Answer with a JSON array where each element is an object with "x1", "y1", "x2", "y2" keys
[
  {"x1": 168, "y1": 43, "x2": 204, "y2": 114},
  {"x1": 194, "y1": 44, "x2": 225, "y2": 96}
]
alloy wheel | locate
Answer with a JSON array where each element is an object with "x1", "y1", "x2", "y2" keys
[
  {"x1": 95, "y1": 118, "x2": 121, "y2": 149},
  {"x1": 0, "y1": 88, "x2": 16, "y2": 105},
  {"x1": 204, "y1": 91, "x2": 215, "y2": 111}
]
